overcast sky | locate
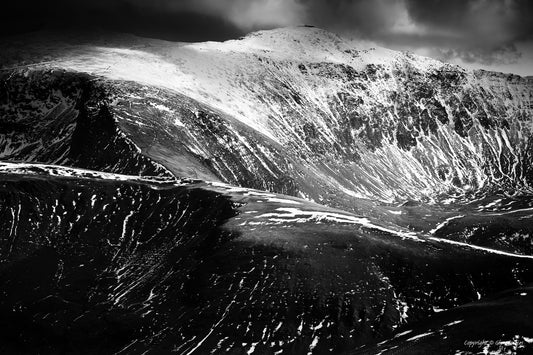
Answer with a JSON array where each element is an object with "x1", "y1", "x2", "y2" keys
[{"x1": 2, "y1": 0, "x2": 532, "y2": 75}]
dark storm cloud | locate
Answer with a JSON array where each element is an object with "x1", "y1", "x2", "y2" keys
[
  {"x1": 405, "y1": 0, "x2": 533, "y2": 43},
  {"x1": 0, "y1": 0, "x2": 244, "y2": 41},
  {"x1": 297, "y1": 0, "x2": 406, "y2": 36},
  {"x1": 1, "y1": 0, "x2": 532, "y2": 67},
  {"x1": 297, "y1": 0, "x2": 533, "y2": 65},
  {"x1": 401, "y1": 0, "x2": 533, "y2": 64}
]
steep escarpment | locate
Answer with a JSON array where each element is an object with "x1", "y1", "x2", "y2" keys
[
  {"x1": 0, "y1": 70, "x2": 171, "y2": 177},
  {"x1": 3, "y1": 28, "x2": 531, "y2": 204},
  {"x1": 119, "y1": 27, "x2": 533, "y2": 202},
  {"x1": 0, "y1": 69, "x2": 304, "y2": 195},
  {"x1": 108, "y1": 81, "x2": 301, "y2": 195},
  {"x1": 182, "y1": 38, "x2": 533, "y2": 201}
]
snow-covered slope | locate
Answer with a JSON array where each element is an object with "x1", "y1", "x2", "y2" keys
[{"x1": 1, "y1": 26, "x2": 532, "y2": 205}]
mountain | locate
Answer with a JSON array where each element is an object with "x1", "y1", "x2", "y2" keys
[
  {"x1": 1, "y1": 27, "x2": 532, "y2": 354},
  {"x1": 2, "y1": 27, "x2": 533, "y2": 203}
]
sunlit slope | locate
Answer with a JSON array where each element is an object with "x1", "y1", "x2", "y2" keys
[{"x1": 2, "y1": 27, "x2": 532, "y2": 204}]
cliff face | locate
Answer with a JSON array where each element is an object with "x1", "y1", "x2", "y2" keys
[
  {"x1": 0, "y1": 70, "x2": 171, "y2": 177},
  {"x1": 1, "y1": 27, "x2": 532, "y2": 206}
]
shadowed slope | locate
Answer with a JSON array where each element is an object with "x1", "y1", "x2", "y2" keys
[{"x1": 0, "y1": 163, "x2": 532, "y2": 354}]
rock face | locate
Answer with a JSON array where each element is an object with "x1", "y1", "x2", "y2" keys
[
  {"x1": 0, "y1": 71, "x2": 170, "y2": 177},
  {"x1": 2, "y1": 27, "x2": 532, "y2": 206},
  {"x1": 0, "y1": 27, "x2": 533, "y2": 354}
]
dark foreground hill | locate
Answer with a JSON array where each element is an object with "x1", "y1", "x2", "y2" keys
[{"x1": 0, "y1": 164, "x2": 532, "y2": 354}]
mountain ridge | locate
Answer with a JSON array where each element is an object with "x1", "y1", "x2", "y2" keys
[{"x1": 2, "y1": 27, "x2": 532, "y2": 204}]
